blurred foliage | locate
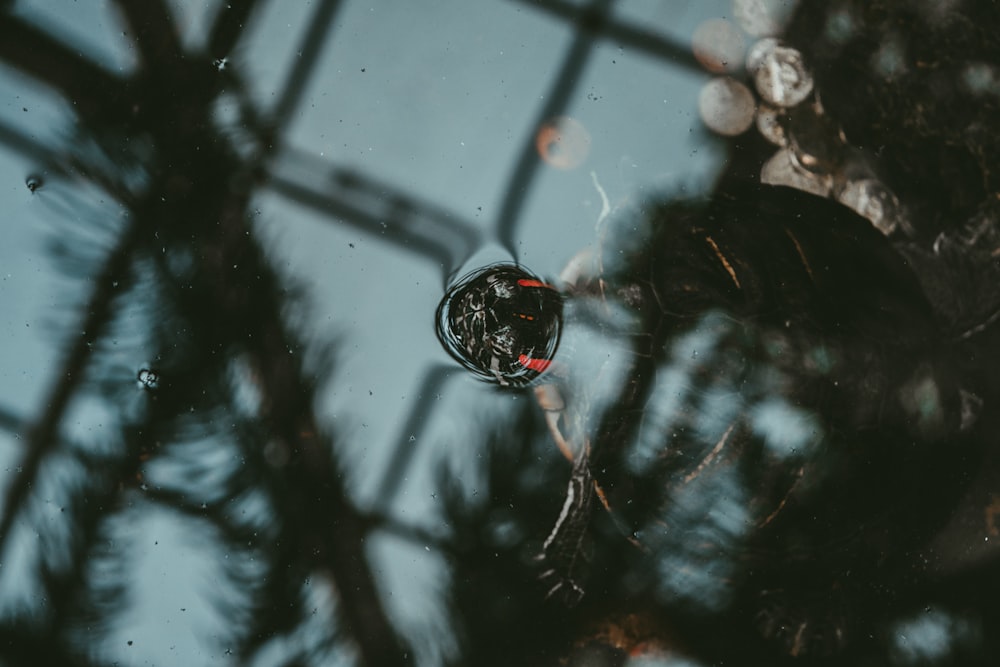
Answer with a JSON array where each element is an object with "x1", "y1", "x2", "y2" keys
[{"x1": 0, "y1": 1, "x2": 998, "y2": 667}]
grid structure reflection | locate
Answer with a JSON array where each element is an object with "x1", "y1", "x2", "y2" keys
[{"x1": 0, "y1": 1, "x2": 704, "y2": 665}]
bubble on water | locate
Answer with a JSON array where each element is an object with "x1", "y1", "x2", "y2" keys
[
  {"x1": 692, "y1": 18, "x2": 746, "y2": 74},
  {"x1": 733, "y1": 0, "x2": 798, "y2": 37},
  {"x1": 25, "y1": 174, "x2": 43, "y2": 193},
  {"x1": 760, "y1": 148, "x2": 832, "y2": 197},
  {"x1": 748, "y1": 39, "x2": 813, "y2": 108},
  {"x1": 136, "y1": 368, "x2": 160, "y2": 390},
  {"x1": 755, "y1": 104, "x2": 787, "y2": 146},
  {"x1": 436, "y1": 263, "x2": 563, "y2": 387},
  {"x1": 698, "y1": 77, "x2": 756, "y2": 136}
]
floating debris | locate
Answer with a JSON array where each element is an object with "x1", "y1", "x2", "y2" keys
[{"x1": 699, "y1": 77, "x2": 756, "y2": 136}]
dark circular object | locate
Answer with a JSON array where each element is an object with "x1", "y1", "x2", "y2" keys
[{"x1": 436, "y1": 263, "x2": 562, "y2": 386}]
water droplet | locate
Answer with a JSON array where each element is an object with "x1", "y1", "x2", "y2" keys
[
  {"x1": 436, "y1": 263, "x2": 562, "y2": 386},
  {"x1": 748, "y1": 39, "x2": 813, "y2": 107},
  {"x1": 25, "y1": 174, "x2": 43, "y2": 193},
  {"x1": 408, "y1": 435, "x2": 416, "y2": 442},
  {"x1": 699, "y1": 77, "x2": 755, "y2": 136},
  {"x1": 692, "y1": 19, "x2": 746, "y2": 74}
]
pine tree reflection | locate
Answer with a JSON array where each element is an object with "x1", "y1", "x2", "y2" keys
[{"x1": 0, "y1": 2, "x2": 410, "y2": 665}]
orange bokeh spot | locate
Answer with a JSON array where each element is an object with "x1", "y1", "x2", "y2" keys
[
  {"x1": 536, "y1": 116, "x2": 591, "y2": 170},
  {"x1": 692, "y1": 18, "x2": 746, "y2": 74}
]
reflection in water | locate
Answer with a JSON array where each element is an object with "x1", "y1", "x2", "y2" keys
[
  {"x1": 697, "y1": 77, "x2": 756, "y2": 137},
  {"x1": 746, "y1": 38, "x2": 814, "y2": 108},
  {"x1": 0, "y1": 3, "x2": 407, "y2": 665},
  {"x1": 1, "y1": 1, "x2": 999, "y2": 666},
  {"x1": 436, "y1": 263, "x2": 563, "y2": 387},
  {"x1": 439, "y1": 179, "x2": 995, "y2": 663},
  {"x1": 890, "y1": 607, "x2": 982, "y2": 666}
]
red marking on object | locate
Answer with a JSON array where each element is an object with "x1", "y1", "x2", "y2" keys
[
  {"x1": 517, "y1": 278, "x2": 555, "y2": 289},
  {"x1": 518, "y1": 354, "x2": 552, "y2": 373}
]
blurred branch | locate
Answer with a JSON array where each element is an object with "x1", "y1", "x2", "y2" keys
[
  {"x1": 370, "y1": 364, "x2": 455, "y2": 515},
  {"x1": 242, "y1": 322, "x2": 413, "y2": 667},
  {"x1": 1, "y1": 2, "x2": 415, "y2": 663},
  {"x1": 509, "y1": 0, "x2": 702, "y2": 74},
  {"x1": 495, "y1": 0, "x2": 613, "y2": 257},
  {"x1": 265, "y1": 160, "x2": 481, "y2": 276},
  {"x1": 0, "y1": 221, "x2": 141, "y2": 567},
  {"x1": 44, "y1": 436, "x2": 144, "y2": 639},
  {"x1": 171, "y1": 150, "x2": 412, "y2": 664},
  {"x1": 208, "y1": 0, "x2": 265, "y2": 61},
  {"x1": 0, "y1": 625, "x2": 109, "y2": 667},
  {"x1": 112, "y1": 0, "x2": 183, "y2": 69},
  {"x1": 0, "y1": 402, "x2": 25, "y2": 435},
  {"x1": 0, "y1": 118, "x2": 67, "y2": 176},
  {"x1": 362, "y1": 510, "x2": 452, "y2": 554},
  {"x1": 142, "y1": 486, "x2": 257, "y2": 544},
  {"x1": 0, "y1": 14, "x2": 126, "y2": 118},
  {"x1": 269, "y1": 0, "x2": 343, "y2": 128},
  {"x1": 0, "y1": 117, "x2": 139, "y2": 204},
  {"x1": 494, "y1": 0, "x2": 707, "y2": 254},
  {"x1": 234, "y1": 291, "x2": 412, "y2": 666}
]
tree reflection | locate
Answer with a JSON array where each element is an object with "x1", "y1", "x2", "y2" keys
[
  {"x1": 0, "y1": 1, "x2": 997, "y2": 666},
  {"x1": 0, "y1": 1, "x2": 406, "y2": 665}
]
